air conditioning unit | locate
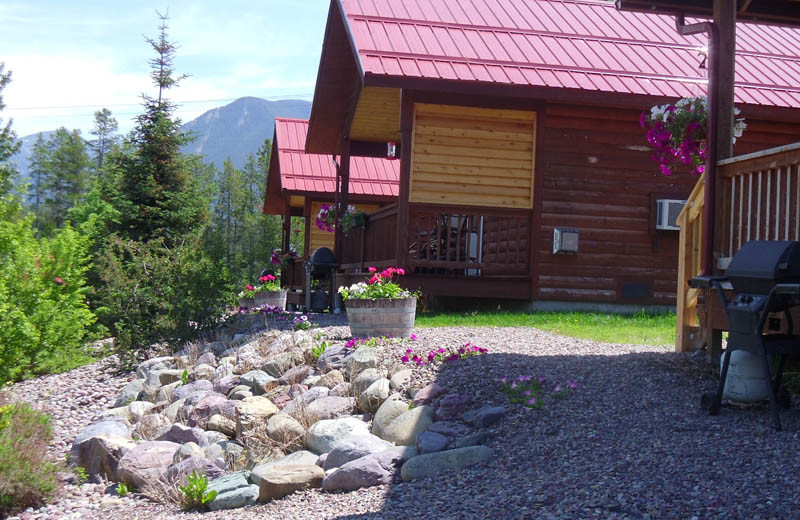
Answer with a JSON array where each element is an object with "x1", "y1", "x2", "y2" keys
[{"x1": 655, "y1": 199, "x2": 686, "y2": 231}]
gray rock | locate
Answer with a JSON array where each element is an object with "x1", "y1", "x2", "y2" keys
[
  {"x1": 132, "y1": 413, "x2": 172, "y2": 441},
  {"x1": 200, "y1": 430, "x2": 230, "y2": 448},
  {"x1": 313, "y1": 369, "x2": 344, "y2": 389},
  {"x1": 173, "y1": 379, "x2": 214, "y2": 402},
  {"x1": 435, "y1": 393, "x2": 473, "y2": 421},
  {"x1": 235, "y1": 396, "x2": 279, "y2": 438},
  {"x1": 254, "y1": 464, "x2": 325, "y2": 502},
  {"x1": 266, "y1": 413, "x2": 305, "y2": 447},
  {"x1": 328, "y1": 382, "x2": 352, "y2": 397},
  {"x1": 208, "y1": 471, "x2": 259, "y2": 511},
  {"x1": 317, "y1": 344, "x2": 351, "y2": 373},
  {"x1": 427, "y1": 421, "x2": 473, "y2": 438},
  {"x1": 454, "y1": 431, "x2": 494, "y2": 449},
  {"x1": 279, "y1": 365, "x2": 313, "y2": 386},
  {"x1": 371, "y1": 394, "x2": 410, "y2": 439},
  {"x1": 400, "y1": 446, "x2": 494, "y2": 482},
  {"x1": 114, "y1": 379, "x2": 144, "y2": 408},
  {"x1": 173, "y1": 442, "x2": 205, "y2": 463},
  {"x1": 156, "y1": 381, "x2": 182, "y2": 403},
  {"x1": 464, "y1": 405, "x2": 507, "y2": 428},
  {"x1": 382, "y1": 405, "x2": 435, "y2": 446},
  {"x1": 239, "y1": 370, "x2": 278, "y2": 395},
  {"x1": 389, "y1": 369, "x2": 412, "y2": 390},
  {"x1": 416, "y1": 430, "x2": 450, "y2": 454},
  {"x1": 412, "y1": 382, "x2": 445, "y2": 406},
  {"x1": 71, "y1": 418, "x2": 133, "y2": 458},
  {"x1": 188, "y1": 393, "x2": 232, "y2": 429},
  {"x1": 164, "y1": 456, "x2": 225, "y2": 485},
  {"x1": 146, "y1": 369, "x2": 183, "y2": 388},
  {"x1": 250, "y1": 451, "x2": 320, "y2": 486},
  {"x1": 345, "y1": 347, "x2": 378, "y2": 377},
  {"x1": 282, "y1": 386, "x2": 330, "y2": 418},
  {"x1": 352, "y1": 368, "x2": 383, "y2": 395},
  {"x1": 207, "y1": 414, "x2": 237, "y2": 437},
  {"x1": 321, "y1": 450, "x2": 403, "y2": 491},
  {"x1": 358, "y1": 378, "x2": 390, "y2": 413},
  {"x1": 128, "y1": 401, "x2": 156, "y2": 423},
  {"x1": 71, "y1": 434, "x2": 136, "y2": 481},
  {"x1": 117, "y1": 441, "x2": 180, "y2": 488},
  {"x1": 163, "y1": 398, "x2": 186, "y2": 423},
  {"x1": 135, "y1": 356, "x2": 176, "y2": 379},
  {"x1": 158, "y1": 423, "x2": 205, "y2": 445},
  {"x1": 305, "y1": 417, "x2": 370, "y2": 454},
  {"x1": 214, "y1": 375, "x2": 240, "y2": 396},
  {"x1": 306, "y1": 396, "x2": 356, "y2": 423},
  {"x1": 261, "y1": 352, "x2": 297, "y2": 378},
  {"x1": 196, "y1": 351, "x2": 217, "y2": 366},
  {"x1": 193, "y1": 363, "x2": 215, "y2": 381},
  {"x1": 323, "y1": 434, "x2": 394, "y2": 470},
  {"x1": 388, "y1": 445, "x2": 419, "y2": 461}
]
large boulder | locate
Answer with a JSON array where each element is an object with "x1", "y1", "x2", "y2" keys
[
  {"x1": 71, "y1": 434, "x2": 136, "y2": 481},
  {"x1": 132, "y1": 413, "x2": 172, "y2": 441},
  {"x1": 250, "y1": 451, "x2": 319, "y2": 485},
  {"x1": 323, "y1": 434, "x2": 394, "y2": 470},
  {"x1": 266, "y1": 413, "x2": 305, "y2": 447},
  {"x1": 279, "y1": 365, "x2": 313, "y2": 386},
  {"x1": 317, "y1": 344, "x2": 350, "y2": 373},
  {"x1": 255, "y1": 465, "x2": 325, "y2": 502},
  {"x1": 352, "y1": 368, "x2": 383, "y2": 395},
  {"x1": 306, "y1": 396, "x2": 356, "y2": 423},
  {"x1": 173, "y1": 379, "x2": 213, "y2": 402},
  {"x1": 313, "y1": 369, "x2": 344, "y2": 389},
  {"x1": 401, "y1": 446, "x2": 494, "y2": 482},
  {"x1": 412, "y1": 383, "x2": 445, "y2": 406},
  {"x1": 71, "y1": 417, "x2": 132, "y2": 463},
  {"x1": 157, "y1": 423, "x2": 205, "y2": 445},
  {"x1": 305, "y1": 417, "x2": 370, "y2": 454},
  {"x1": 164, "y1": 456, "x2": 225, "y2": 485},
  {"x1": 117, "y1": 441, "x2": 180, "y2": 488},
  {"x1": 389, "y1": 369, "x2": 412, "y2": 390},
  {"x1": 235, "y1": 396, "x2": 279, "y2": 438},
  {"x1": 371, "y1": 394, "x2": 409, "y2": 439},
  {"x1": 136, "y1": 356, "x2": 175, "y2": 379},
  {"x1": 345, "y1": 348, "x2": 378, "y2": 377},
  {"x1": 321, "y1": 450, "x2": 404, "y2": 492},
  {"x1": 261, "y1": 352, "x2": 297, "y2": 378},
  {"x1": 207, "y1": 471, "x2": 259, "y2": 511},
  {"x1": 358, "y1": 378, "x2": 390, "y2": 413},
  {"x1": 239, "y1": 370, "x2": 278, "y2": 395},
  {"x1": 188, "y1": 393, "x2": 232, "y2": 429},
  {"x1": 416, "y1": 430, "x2": 450, "y2": 454},
  {"x1": 114, "y1": 379, "x2": 144, "y2": 408},
  {"x1": 381, "y1": 405, "x2": 435, "y2": 446}
]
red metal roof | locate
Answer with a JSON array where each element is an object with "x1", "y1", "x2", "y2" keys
[
  {"x1": 341, "y1": 0, "x2": 800, "y2": 108},
  {"x1": 275, "y1": 118, "x2": 399, "y2": 197}
]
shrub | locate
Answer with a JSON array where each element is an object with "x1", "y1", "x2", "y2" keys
[
  {"x1": 0, "y1": 199, "x2": 96, "y2": 384},
  {"x1": 97, "y1": 233, "x2": 232, "y2": 367},
  {"x1": 0, "y1": 396, "x2": 60, "y2": 517}
]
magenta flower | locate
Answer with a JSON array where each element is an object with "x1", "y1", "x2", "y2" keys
[
  {"x1": 410, "y1": 333, "x2": 417, "y2": 340},
  {"x1": 401, "y1": 354, "x2": 409, "y2": 363}
]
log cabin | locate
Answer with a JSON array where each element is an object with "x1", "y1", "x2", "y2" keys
[
  {"x1": 298, "y1": 0, "x2": 800, "y2": 311},
  {"x1": 263, "y1": 117, "x2": 399, "y2": 307}
]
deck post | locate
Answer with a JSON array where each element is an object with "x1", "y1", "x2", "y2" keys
[
  {"x1": 335, "y1": 141, "x2": 351, "y2": 259},
  {"x1": 397, "y1": 90, "x2": 414, "y2": 268}
]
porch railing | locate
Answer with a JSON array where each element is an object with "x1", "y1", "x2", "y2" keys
[
  {"x1": 339, "y1": 203, "x2": 399, "y2": 268},
  {"x1": 675, "y1": 142, "x2": 800, "y2": 351},
  {"x1": 407, "y1": 204, "x2": 530, "y2": 276}
]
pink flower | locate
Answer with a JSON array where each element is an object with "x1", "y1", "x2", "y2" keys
[
  {"x1": 527, "y1": 397, "x2": 538, "y2": 406},
  {"x1": 396, "y1": 268, "x2": 405, "y2": 275},
  {"x1": 401, "y1": 355, "x2": 409, "y2": 363},
  {"x1": 246, "y1": 285, "x2": 254, "y2": 291},
  {"x1": 54, "y1": 277, "x2": 64, "y2": 285},
  {"x1": 368, "y1": 275, "x2": 380, "y2": 285},
  {"x1": 368, "y1": 266, "x2": 377, "y2": 273},
  {"x1": 410, "y1": 333, "x2": 417, "y2": 340}
]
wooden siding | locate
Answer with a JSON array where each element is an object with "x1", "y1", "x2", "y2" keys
[
  {"x1": 309, "y1": 201, "x2": 379, "y2": 254},
  {"x1": 349, "y1": 87, "x2": 402, "y2": 142},
  {"x1": 536, "y1": 103, "x2": 800, "y2": 306},
  {"x1": 409, "y1": 103, "x2": 536, "y2": 209}
]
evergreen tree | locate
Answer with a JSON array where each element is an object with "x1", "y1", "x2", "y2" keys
[
  {"x1": 27, "y1": 133, "x2": 52, "y2": 233},
  {"x1": 89, "y1": 108, "x2": 118, "y2": 169},
  {"x1": 43, "y1": 127, "x2": 91, "y2": 228},
  {"x1": 0, "y1": 63, "x2": 20, "y2": 197},
  {"x1": 112, "y1": 12, "x2": 206, "y2": 243}
]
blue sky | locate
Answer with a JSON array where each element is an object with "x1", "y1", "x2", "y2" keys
[{"x1": 2, "y1": 1, "x2": 330, "y2": 137}]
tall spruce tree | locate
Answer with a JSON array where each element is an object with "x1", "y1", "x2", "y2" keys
[
  {"x1": 43, "y1": 127, "x2": 91, "y2": 228},
  {"x1": 28, "y1": 133, "x2": 51, "y2": 233},
  {"x1": 113, "y1": 12, "x2": 206, "y2": 243},
  {"x1": 89, "y1": 108, "x2": 118, "y2": 169},
  {"x1": 0, "y1": 63, "x2": 20, "y2": 197}
]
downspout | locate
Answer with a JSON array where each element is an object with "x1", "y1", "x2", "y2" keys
[{"x1": 676, "y1": 14, "x2": 719, "y2": 275}]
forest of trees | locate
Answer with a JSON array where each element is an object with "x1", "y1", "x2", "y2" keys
[{"x1": 0, "y1": 16, "x2": 287, "y2": 382}]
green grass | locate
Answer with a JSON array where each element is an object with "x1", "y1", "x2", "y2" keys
[{"x1": 415, "y1": 310, "x2": 676, "y2": 346}]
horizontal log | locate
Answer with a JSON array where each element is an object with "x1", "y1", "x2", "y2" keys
[
  {"x1": 416, "y1": 102, "x2": 537, "y2": 122},
  {"x1": 411, "y1": 190, "x2": 532, "y2": 208},
  {"x1": 413, "y1": 150, "x2": 532, "y2": 170},
  {"x1": 413, "y1": 161, "x2": 533, "y2": 180},
  {"x1": 414, "y1": 123, "x2": 532, "y2": 143},
  {"x1": 411, "y1": 180, "x2": 531, "y2": 198},
  {"x1": 414, "y1": 171, "x2": 532, "y2": 188},
  {"x1": 414, "y1": 143, "x2": 533, "y2": 161},
  {"x1": 415, "y1": 133, "x2": 533, "y2": 151}
]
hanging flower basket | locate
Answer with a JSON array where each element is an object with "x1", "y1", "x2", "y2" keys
[
  {"x1": 315, "y1": 204, "x2": 367, "y2": 235},
  {"x1": 641, "y1": 96, "x2": 746, "y2": 176}
]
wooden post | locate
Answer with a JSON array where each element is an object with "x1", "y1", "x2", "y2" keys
[
  {"x1": 337, "y1": 140, "x2": 351, "y2": 260},
  {"x1": 304, "y1": 197, "x2": 312, "y2": 260},
  {"x1": 397, "y1": 90, "x2": 415, "y2": 268},
  {"x1": 282, "y1": 201, "x2": 291, "y2": 253}
]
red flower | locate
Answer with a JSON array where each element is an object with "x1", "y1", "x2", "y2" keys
[
  {"x1": 396, "y1": 268, "x2": 405, "y2": 275},
  {"x1": 54, "y1": 277, "x2": 64, "y2": 285},
  {"x1": 260, "y1": 274, "x2": 276, "y2": 282},
  {"x1": 368, "y1": 274, "x2": 381, "y2": 285},
  {"x1": 246, "y1": 285, "x2": 254, "y2": 290}
]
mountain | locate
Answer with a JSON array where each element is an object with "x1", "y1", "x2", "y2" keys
[
  {"x1": 8, "y1": 97, "x2": 312, "y2": 185},
  {"x1": 181, "y1": 97, "x2": 311, "y2": 169}
]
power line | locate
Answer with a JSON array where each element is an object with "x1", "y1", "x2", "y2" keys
[{"x1": 8, "y1": 92, "x2": 314, "y2": 111}]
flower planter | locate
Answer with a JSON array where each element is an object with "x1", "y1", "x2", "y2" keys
[
  {"x1": 346, "y1": 297, "x2": 417, "y2": 338},
  {"x1": 254, "y1": 290, "x2": 287, "y2": 310},
  {"x1": 238, "y1": 297, "x2": 256, "y2": 309}
]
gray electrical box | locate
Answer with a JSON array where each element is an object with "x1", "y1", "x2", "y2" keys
[{"x1": 553, "y1": 227, "x2": 579, "y2": 254}]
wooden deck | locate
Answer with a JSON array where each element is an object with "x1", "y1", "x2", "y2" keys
[{"x1": 675, "y1": 142, "x2": 800, "y2": 351}]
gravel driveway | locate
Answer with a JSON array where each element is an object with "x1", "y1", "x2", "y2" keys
[{"x1": 7, "y1": 319, "x2": 800, "y2": 520}]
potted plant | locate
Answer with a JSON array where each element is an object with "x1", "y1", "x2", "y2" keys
[
  {"x1": 238, "y1": 284, "x2": 258, "y2": 309},
  {"x1": 238, "y1": 275, "x2": 287, "y2": 310},
  {"x1": 640, "y1": 96, "x2": 746, "y2": 176},
  {"x1": 338, "y1": 266, "x2": 418, "y2": 338},
  {"x1": 315, "y1": 204, "x2": 367, "y2": 235}
]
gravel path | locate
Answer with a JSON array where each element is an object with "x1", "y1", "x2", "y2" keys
[{"x1": 7, "y1": 317, "x2": 800, "y2": 520}]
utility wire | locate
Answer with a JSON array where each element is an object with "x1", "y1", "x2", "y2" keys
[{"x1": 8, "y1": 93, "x2": 314, "y2": 111}]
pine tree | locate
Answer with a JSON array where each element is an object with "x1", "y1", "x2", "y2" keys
[
  {"x1": 0, "y1": 63, "x2": 20, "y2": 197},
  {"x1": 89, "y1": 108, "x2": 118, "y2": 169},
  {"x1": 112, "y1": 12, "x2": 206, "y2": 243},
  {"x1": 43, "y1": 127, "x2": 91, "y2": 228},
  {"x1": 28, "y1": 133, "x2": 52, "y2": 233}
]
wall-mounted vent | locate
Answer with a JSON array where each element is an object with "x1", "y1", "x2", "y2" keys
[{"x1": 655, "y1": 199, "x2": 686, "y2": 231}]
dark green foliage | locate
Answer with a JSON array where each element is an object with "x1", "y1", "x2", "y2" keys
[
  {"x1": 0, "y1": 63, "x2": 20, "y2": 198},
  {"x1": 43, "y1": 127, "x2": 92, "y2": 228},
  {"x1": 89, "y1": 108, "x2": 119, "y2": 169},
  {"x1": 0, "y1": 396, "x2": 60, "y2": 517},
  {"x1": 97, "y1": 234, "x2": 231, "y2": 367},
  {"x1": 27, "y1": 133, "x2": 50, "y2": 233}
]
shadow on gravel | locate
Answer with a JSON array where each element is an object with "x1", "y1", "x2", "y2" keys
[{"x1": 328, "y1": 346, "x2": 800, "y2": 520}]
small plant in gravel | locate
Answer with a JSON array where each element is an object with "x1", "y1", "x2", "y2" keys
[
  {"x1": 311, "y1": 340, "x2": 328, "y2": 359},
  {"x1": 180, "y1": 369, "x2": 190, "y2": 386},
  {"x1": 499, "y1": 375, "x2": 578, "y2": 410},
  {"x1": 401, "y1": 342, "x2": 488, "y2": 366},
  {"x1": 292, "y1": 315, "x2": 313, "y2": 331},
  {"x1": 74, "y1": 466, "x2": 89, "y2": 484},
  {"x1": 116, "y1": 482, "x2": 131, "y2": 497},
  {"x1": 178, "y1": 470, "x2": 217, "y2": 510},
  {"x1": 0, "y1": 398, "x2": 60, "y2": 517}
]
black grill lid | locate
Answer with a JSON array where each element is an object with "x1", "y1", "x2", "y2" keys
[
  {"x1": 309, "y1": 247, "x2": 337, "y2": 266},
  {"x1": 726, "y1": 240, "x2": 800, "y2": 294}
]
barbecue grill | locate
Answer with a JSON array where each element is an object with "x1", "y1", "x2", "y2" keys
[
  {"x1": 305, "y1": 247, "x2": 338, "y2": 312},
  {"x1": 690, "y1": 240, "x2": 800, "y2": 430}
]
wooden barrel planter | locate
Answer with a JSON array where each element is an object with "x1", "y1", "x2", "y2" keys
[
  {"x1": 238, "y1": 297, "x2": 256, "y2": 309},
  {"x1": 346, "y1": 297, "x2": 417, "y2": 338},
  {"x1": 254, "y1": 290, "x2": 287, "y2": 310}
]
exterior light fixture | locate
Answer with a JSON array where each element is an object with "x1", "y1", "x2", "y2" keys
[{"x1": 387, "y1": 140, "x2": 398, "y2": 160}]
